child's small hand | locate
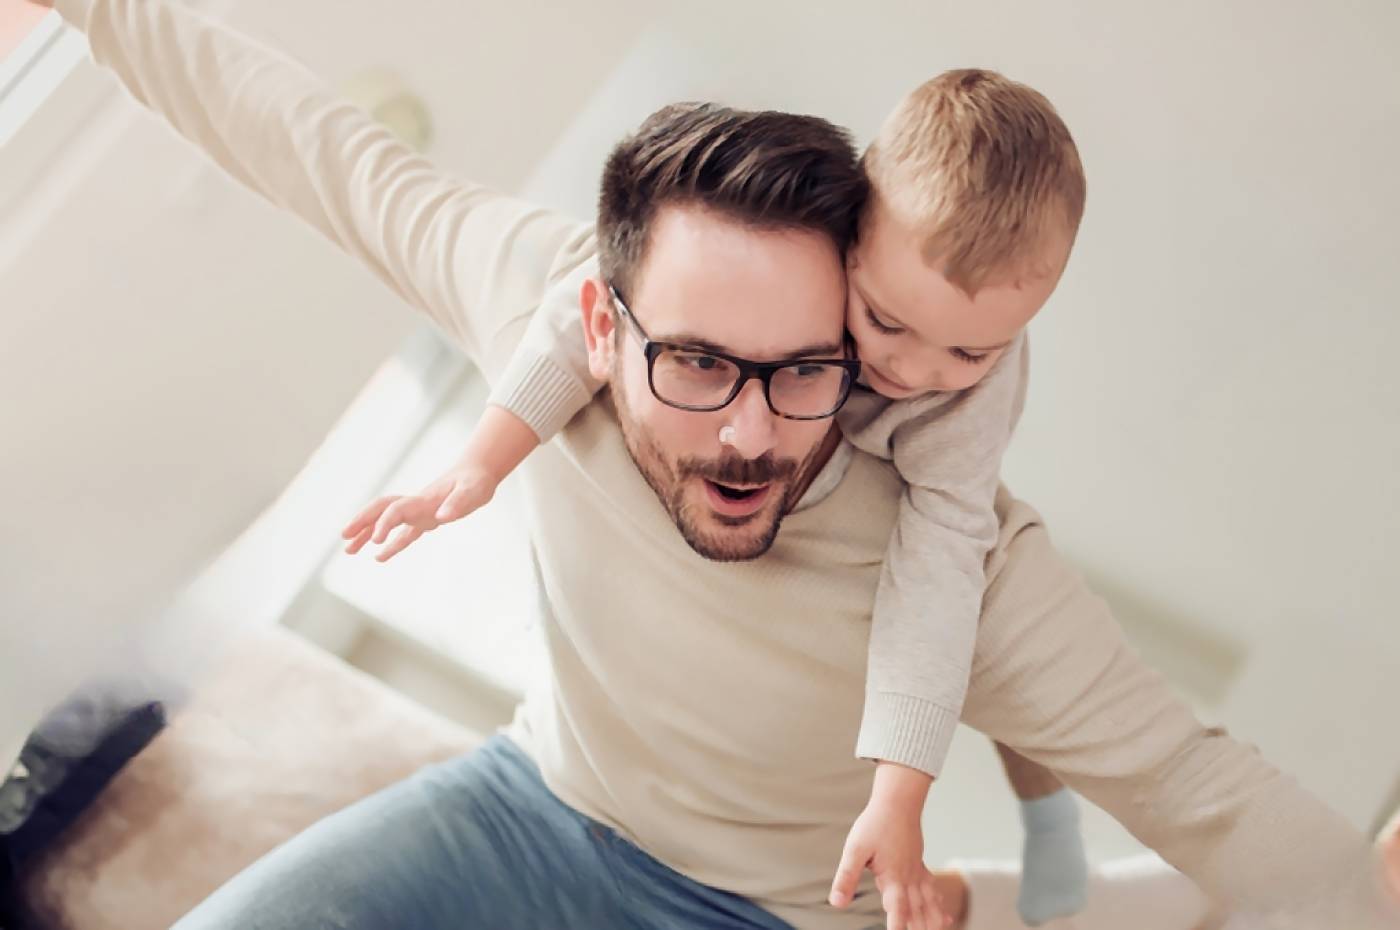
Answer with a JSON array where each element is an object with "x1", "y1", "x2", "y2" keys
[
  {"x1": 829, "y1": 798, "x2": 950, "y2": 930},
  {"x1": 340, "y1": 467, "x2": 496, "y2": 562},
  {"x1": 1381, "y1": 806, "x2": 1400, "y2": 907}
]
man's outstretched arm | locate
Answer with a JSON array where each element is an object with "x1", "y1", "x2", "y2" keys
[
  {"x1": 45, "y1": 0, "x2": 595, "y2": 382},
  {"x1": 964, "y1": 488, "x2": 1400, "y2": 928}
]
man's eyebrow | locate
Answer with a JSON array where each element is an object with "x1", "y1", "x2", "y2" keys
[{"x1": 656, "y1": 333, "x2": 845, "y2": 361}]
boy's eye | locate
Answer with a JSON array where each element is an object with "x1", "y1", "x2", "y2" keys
[
  {"x1": 950, "y1": 347, "x2": 992, "y2": 365},
  {"x1": 864, "y1": 305, "x2": 905, "y2": 336}
]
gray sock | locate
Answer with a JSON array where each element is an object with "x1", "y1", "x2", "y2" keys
[{"x1": 1017, "y1": 788, "x2": 1089, "y2": 925}]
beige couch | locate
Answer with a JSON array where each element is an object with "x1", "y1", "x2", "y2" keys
[{"x1": 15, "y1": 627, "x2": 476, "y2": 929}]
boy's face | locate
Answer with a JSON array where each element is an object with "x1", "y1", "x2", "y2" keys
[{"x1": 845, "y1": 200, "x2": 1065, "y2": 398}]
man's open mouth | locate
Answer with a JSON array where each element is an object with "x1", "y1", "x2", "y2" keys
[
  {"x1": 703, "y1": 480, "x2": 773, "y2": 517},
  {"x1": 711, "y1": 482, "x2": 761, "y2": 500}
]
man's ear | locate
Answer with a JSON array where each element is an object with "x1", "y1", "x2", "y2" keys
[{"x1": 581, "y1": 276, "x2": 615, "y2": 381}]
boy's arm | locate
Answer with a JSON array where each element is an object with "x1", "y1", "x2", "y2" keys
[
  {"x1": 967, "y1": 490, "x2": 1400, "y2": 928},
  {"x1": 848, "y1": 336, "x2": 1028, "y2": 777},
  {"x1": 340, "y1": 403, "x2": 544, "y2": 561},
  {"x1": 487, "y1": 261, "x2": 605, "y2": 442},
  {"x1": 52, "y1": 0, "x2": 594, "y2": 382}
]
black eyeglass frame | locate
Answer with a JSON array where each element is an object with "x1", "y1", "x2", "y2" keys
[{"x1": 608, "y1": 285, "x2": 861, "y2": 421}]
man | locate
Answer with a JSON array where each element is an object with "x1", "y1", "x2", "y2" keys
[{"x1": 32, "y1": 0, "x2": 1400, "y2": 928}]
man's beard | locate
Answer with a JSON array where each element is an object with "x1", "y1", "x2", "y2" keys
[{"x1": 610, "y1": 382, "x2": 815, "y2": 562}]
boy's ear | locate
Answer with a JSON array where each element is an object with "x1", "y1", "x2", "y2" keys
[{"x1": 581, "y1": 276, "x2": 615, "y2": 381}]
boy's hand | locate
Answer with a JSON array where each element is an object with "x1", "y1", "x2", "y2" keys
[
  {"x1": 830, "y1": 794, "x2": 950, "y2": 930},
  {"x1": 1381, "y1": 807, "x2": 1400, "y2": 907},
  {"x1": 340, "y1": 405, "x2": 540, "y2": 562},
  {"x1": 340, "y1": 468, "x2": 495, "y2": 562}
]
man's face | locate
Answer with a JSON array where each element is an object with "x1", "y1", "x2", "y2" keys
[
  {"x1": 589, "y1": 205, "x2": 847, "y2": 562},
  {"x1": 845, "y1": 199, "x2": 1065, "y2": 399}
]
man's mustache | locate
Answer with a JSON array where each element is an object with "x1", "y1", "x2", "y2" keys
[{"x1": 676, "y1": 453, "x2": 798, "y2": 486}]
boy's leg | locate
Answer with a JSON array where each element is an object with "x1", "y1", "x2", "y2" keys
[
  {"x1": 173, "y1": 734, "x2": 625, "y2": 929},
  {"x1": 993, "y1": 742, "x2": 1089, "y2": 925}
]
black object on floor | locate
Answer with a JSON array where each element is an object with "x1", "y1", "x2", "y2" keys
[{"x1": 0, "y1": 698, "x2": 166, "y2": 925}]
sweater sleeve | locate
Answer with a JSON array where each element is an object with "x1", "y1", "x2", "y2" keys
[
  {"x1": 848, "y1": 336, "x2": 1028, "y2": 775},
  {"x1": 965, "y1": 489, "x2": 1400, "y2": 929},
  {"x1": 53, "y1": 0, "x2": 596, "y2": 384},
  {"x1": 485, "y1": 256, "x2": 605, "y2": 441}
]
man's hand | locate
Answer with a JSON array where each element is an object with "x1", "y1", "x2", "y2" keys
[
  {"x1": 341, "y1": 467, "x2": 496, "y2": 562},
  {"x1": 830, "y1": 763, "x2": 949, "y2": 930}
]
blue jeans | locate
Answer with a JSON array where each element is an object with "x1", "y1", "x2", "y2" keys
[{"x1": 173, "y1": 734, "x2": 795, "y2": 929}]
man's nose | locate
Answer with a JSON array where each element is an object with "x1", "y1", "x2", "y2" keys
[{"x1": 723, "y1": 380, "x2": 779, "y2": 461}]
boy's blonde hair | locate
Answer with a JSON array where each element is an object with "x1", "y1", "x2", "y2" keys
[{"x1": 863, "y1": 68, "x2": 1086, "y2": 294}]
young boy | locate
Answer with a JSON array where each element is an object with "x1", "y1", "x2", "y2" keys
[{"x1": 344, "y1": 70, "x2": 1089, "y2": 928}]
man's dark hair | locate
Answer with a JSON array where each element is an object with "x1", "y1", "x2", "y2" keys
[{"x1": 597, "y1": 102, "x2": 868, "y2": 297}]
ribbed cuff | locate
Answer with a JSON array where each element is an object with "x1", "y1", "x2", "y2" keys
[
  {"x1": 1019, "y1": 786, "x2": 1079, "y2": 834},
  {"x1": 854, "y1": 691, "x2": 959, "y2": 777},
  {"x1": 487, "y1": 354, "x2": 593, "y2": 443}
]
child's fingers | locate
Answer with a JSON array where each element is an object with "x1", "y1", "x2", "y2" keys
[
  {"x1": 435, "y1": 484, "x2": 482, "y2": 522},
  {"x1": 919, "y1": 881, "x2": 950, "y2": 929},
  {"x1": 829, "y1": 844, "x2": 869, "y2": 908},
  {"x1": 343, "y1": 526, "x2": 374, "y2": 555},
  {"x1": 882, "y1": 884, "x2": 910, "y2": 930},
  {"x1": 910, "y1": 881, "x2": 940, "y2": 930},
  {"x1": 372, "y1": 498, "x2": 423, "y2": 544},
  {"x1": 342, "y1": 496, "x2": 396, "y2": 538},
  {"x1": 376, "y1": 525, "x2": 423, "y2": 562}
]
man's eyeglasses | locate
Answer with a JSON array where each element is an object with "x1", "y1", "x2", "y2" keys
[{"x1": 608, "y1": 285, "x2": 860, "y2": 421}]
